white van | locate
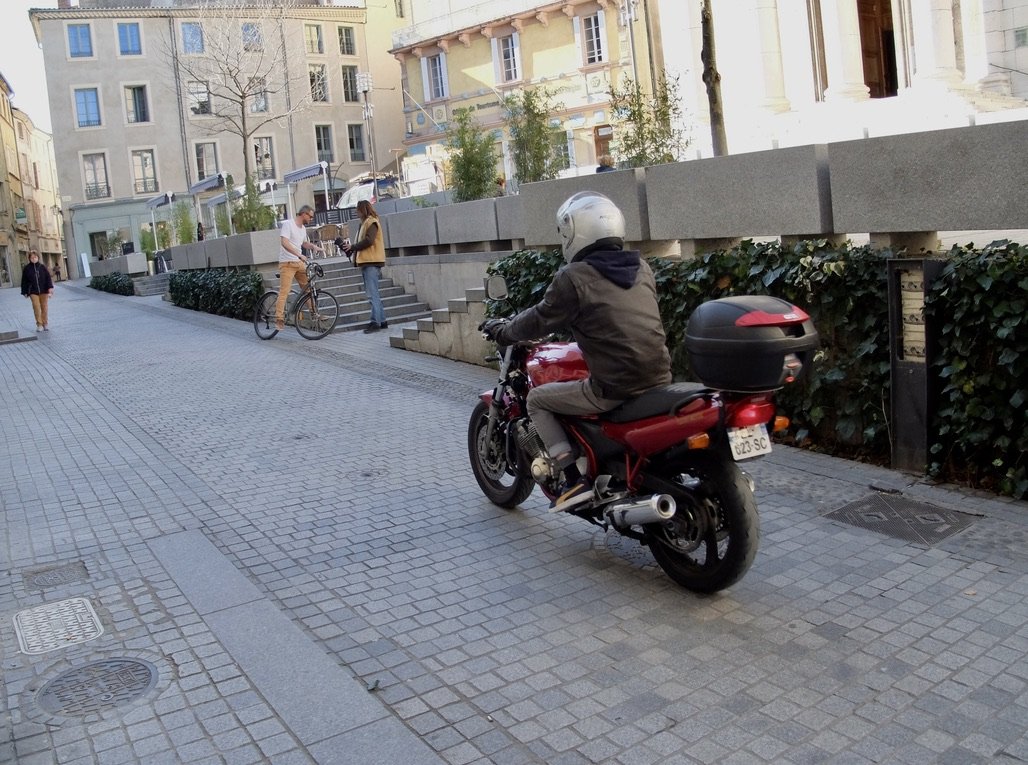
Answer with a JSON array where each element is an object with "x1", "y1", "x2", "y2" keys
[{"x1": 335, "y1": 175, "x2": 407, "y2": 220}]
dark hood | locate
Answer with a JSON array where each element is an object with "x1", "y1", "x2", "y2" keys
[{"x1": 581, "y1": 249, "x2": 641, "y2": 289}]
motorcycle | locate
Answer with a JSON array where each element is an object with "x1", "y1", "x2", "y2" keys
[{"x1": 468, "y1": 276, "x2": 819, "y2": 593}]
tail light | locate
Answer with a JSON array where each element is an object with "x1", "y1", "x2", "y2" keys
[{"x1": 782, "y1": 353, "x2": 803, "y2": 384}]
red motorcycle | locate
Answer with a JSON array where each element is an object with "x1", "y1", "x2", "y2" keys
[{"x1": 468, "y1": 279, "x2": 819, "y2": 593}]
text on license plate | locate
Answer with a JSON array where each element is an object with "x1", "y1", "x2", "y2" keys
[{"x1": 727, "y1": 424, "x2": 772, "y2": 461}]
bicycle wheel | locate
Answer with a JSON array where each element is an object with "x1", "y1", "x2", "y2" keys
[
  {"x1": 254, "y1": 291, "x2": 279, "y2": 340},
  {"x1": 294, "y1": 289, "x2": 339, "y2": 340}
]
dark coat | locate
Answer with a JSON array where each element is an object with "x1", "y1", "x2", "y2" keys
[{"x1": 21, "y1": 262, "x2": 54, "y2": 296}]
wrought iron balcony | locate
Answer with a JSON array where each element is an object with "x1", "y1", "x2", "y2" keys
[
  {"x1": 134, "y1": 178, "x2": 159, "y2": 194},
  {"x1": 85, "y1": 183, "x2": 110, "y2": 200}
]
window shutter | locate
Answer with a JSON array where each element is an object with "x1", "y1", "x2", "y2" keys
[
  {"x1": 572, "y1": 16, "x2": 582, "y2": 65},
  {"x1": 512, "y1": 32, "x2": 522, "y2": 80},
  {"x1": 439, "y1": 52, "x2": 449, "y2": 97},
  {"x1": 491, "y1": 37, "x2": 501, "y2": 84},
  {"x1": 596, "y1": 10, "x2": 607, "y2": 62},
  {"x1": 421, "y1": 56, "x2": 431, "y2": 102}
]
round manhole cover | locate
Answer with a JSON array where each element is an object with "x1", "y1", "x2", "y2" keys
[{"x1": 37, "y1": 658, "x2": 159, "y2": 717}]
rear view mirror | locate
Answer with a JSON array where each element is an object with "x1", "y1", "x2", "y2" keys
[{"x1": 485, "y1": 275, "x2": 508, "y2": 300}]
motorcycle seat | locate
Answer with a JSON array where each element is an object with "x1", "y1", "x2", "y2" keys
[{"x1": 601, "y1": 382, "x2": 711, "y2": 423}]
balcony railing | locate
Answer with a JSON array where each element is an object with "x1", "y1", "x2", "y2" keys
[
  {"x1": 134, "y1": 178, "x2": 159, "y2": 194},
  {"x1": 392, "y1": 0, "x2": 542, "y2": 48},
  {"x1": 317, "y1": 150, "x2": 334, "y2": 164},
  {"x1": 85, "y1": 183, "x2": 111, "y2": 200},
  {"x1": 257, "y1": 167, "x2": 276, "y2": 180}
]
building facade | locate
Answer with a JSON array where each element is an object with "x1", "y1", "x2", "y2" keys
[
  {"x1": 390, "y1": 0, "x2": 659, "y2": 189},
  {"x1": 0, "y1": 73, "x2": 27, "y2": 287},
  {"x1": 31, "y1": 0, "x2": 407, "y2": 278},
  {"x1": 392, "y1": 0, "x2": 1027, "y2": 181},
  {"x1": 13, "y1": 109, "x2": 64, "y2": 279}
]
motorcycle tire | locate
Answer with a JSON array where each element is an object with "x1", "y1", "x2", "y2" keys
[
  {"x1": 644, "y1": 452, "x2": 759, "y2": 594},
  {"x1": 467, "y1": 401, "x2": 535, "y2": 509}
]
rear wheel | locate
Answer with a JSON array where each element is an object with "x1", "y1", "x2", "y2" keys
[
  {"x1": 294, "y1": 290, "x2": 339, "y2": 340},
  {"x1": 254, "y1": 291, "x2": 279, "y2": 340},
  {"x1": 644, "y1": 453, "x2": 759, "y2": 593},
  {"x1": 467, "y1": 401, "x2": 535, "y2": 508}
]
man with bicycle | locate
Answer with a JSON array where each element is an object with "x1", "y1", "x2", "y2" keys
[{"x1": 275, "y1": 205, "x2": 325, "y2": 331}]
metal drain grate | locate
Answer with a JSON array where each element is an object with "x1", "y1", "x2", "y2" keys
[
  {"x1": 14, "y1": 598, "x2": 104, "y2": 655},
  {"x1": 36, "y1": 658, "x2": 159, "y2": 717},
  {"x1": 825, "y1": 493, "x2": 975, "y2": 545},
  {"x1": 24, "y1": 562, "x2": 90, "y2": 591}
]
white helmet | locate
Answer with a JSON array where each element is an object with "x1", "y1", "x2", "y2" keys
[{"x1": 556, "y1": 191, "x2": 626, "y2": 264}]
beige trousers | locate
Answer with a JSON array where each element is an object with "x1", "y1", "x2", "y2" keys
[{"x1": 29, "y1": 293, "x2": 50, "y2": 328}]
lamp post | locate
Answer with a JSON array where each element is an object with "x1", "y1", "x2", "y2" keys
[{"x1": 356, "y1": 72, "x2": 379, "y2": 181}]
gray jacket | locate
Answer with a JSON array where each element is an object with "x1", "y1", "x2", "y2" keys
[{"x1": 495, "y1": 249, "x2": 672, "y2": 399}]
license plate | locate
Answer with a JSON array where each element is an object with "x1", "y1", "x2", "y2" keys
[{"x1": 727, "y1": 424, "x2": 772, "y2": 461}]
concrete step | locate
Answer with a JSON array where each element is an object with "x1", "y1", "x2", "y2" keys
[{"x1": 0, "y1": 329, "x2": 38, "y2": 345}]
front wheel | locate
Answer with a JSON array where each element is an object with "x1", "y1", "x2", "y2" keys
[
  {"x1": 295, "y1": 290, "x2": 340, "y2": 340},
  {"x1": 644, "y1": 453, "x2": 759, "y2": 594},
  {"x1": 467, "y1": 401, "x2": 535, "y2": 509},
  {"x1": 254, "y1": 291, "x2": 279, "y2": 340}
]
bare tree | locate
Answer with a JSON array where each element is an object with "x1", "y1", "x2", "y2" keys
[
  {"x1": 167, "y1": 0, "x2": 312, "y2": 178},
  {"x1": 700, "y1": 0, "x2": 728, "y2": 156}
]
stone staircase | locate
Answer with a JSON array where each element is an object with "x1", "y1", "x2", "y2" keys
[
  {"x1": 268, "y1": 258, "x2": 433, "y2": 333},
  {"x1": 134, "y1": 273, "x2": 172, "y2": 297},
  {"x1": 0, "y1": 328, "x2": 37, "y2": 345},
  {"x1": 388, "y1": 284, "x2": 492, "y2": 367}
]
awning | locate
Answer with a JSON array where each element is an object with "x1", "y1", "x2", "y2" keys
[
  {"x1": 282, "y1": 162, "x2": 328, "y2": 185},
  {"x1": 188, "y1": 172, "x2": 226, "y2": 194},
  {"x1": 206, "y1": 180, "x2": 278, "y2": 207},
  {"x1": 145, "y1": 192, "x2": 176, "y2": 209}
]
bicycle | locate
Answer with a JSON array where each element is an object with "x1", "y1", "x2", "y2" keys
[{"x1": 254, "y1": 260, "x2": 340, "y2": 340}]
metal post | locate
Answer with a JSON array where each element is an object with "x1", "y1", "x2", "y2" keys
[{"x1": 357, "y1": 72, "x2": 379, "y2": 180}]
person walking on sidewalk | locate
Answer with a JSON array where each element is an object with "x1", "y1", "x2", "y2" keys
[
  {"x1": 21, "y1": 249, "x2": 54, "y2": 332},
  {"x1": 275, "y1": 205, "x2": 324, "y2": 331},
  {"x1": 337, "y1": 200, "x2": 387, "y2": 333}
]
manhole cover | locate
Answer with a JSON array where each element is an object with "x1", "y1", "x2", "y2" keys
[
  {"x1": 824, "y1": 493, "x2": 975, "y2": 545},
  {"x1": 36, "y1": 658, "x2": 159, "y2": 717},
  {"x1": 14, "y1": 598, "x2": 104, "y2": 655},
  {"x1": 24, "y1": 561, "x2": 90, "y2": 591}
]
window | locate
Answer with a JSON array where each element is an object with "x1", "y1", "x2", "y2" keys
[
  {"x1": 347, "y1": 124, "x2": 365, "y2": 162},
  {"x1": 68, "y1": 24, "x2": 93, "y2": 57},
  {"x1": 315, "y1": 125, "x2": 334, "y2": 164},
  {"x1": 182, "y1": 22, "x2": 204, "y2": 54},
  {"x1": 82, "y1": 153, "x2": 109, "y2": 199},
  {"x1": 494, "y1": 34, "x2": 520, "y2": 83},
  {"x1": 195, "y1": 142, "x2": 218, "y2": 180},
  {"x1": 74, "y1": 88, "x2": 101, "y2": 128},
  {"x1": 1016, "y1": 28, "x2": 1028, "y2": 48},
  {"x1": 395, "y1": 0, "x2": 405, "y2": 18},
  {"x1": 242, "y1": 22, "x2": 262, "y2": 51},
  {"x1": 305, "y1": 24, "x2": 323, "y2": 54},
  {"x1": 118, "y1": 23, "x2": 141, "y2": 55},
  {"x1": 309, "y1": 65, "x2": 328, "y2": 102},
  {"x1": 341, "y1": 65, "x2": 358, "y2": 102},
  {"x1": 579, "y1": 12, "x2": 606, "y2": 65},
  {"x1": 131, "y1": 149, "x2": 158, "y2": 194},
  {"x1": 254, "y1": 136, "x2": 274, "y2": 179},
  {"x1": 187, "y1": 81, "x2": 211, "y2": 115},
  {"x1": 249, "y1": 77, "x2": 268, "y2": 112},
  {"x1": 422, "y1": 53, "x2": 448, "y2": 101},
  {"x1": 338, "y1": 26, "x2": 356, "y2": 55},
  {"x1": 124, "y1": 85, "x2": 149, "y2": 123}
]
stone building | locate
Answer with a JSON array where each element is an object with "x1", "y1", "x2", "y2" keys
[
  {"x1": 12, "y1": 109, "x2": 64, "y2": 280},
  {"x1": 30, "y1": 0, "x2": 408, "y2": 278},
  {"x1": 0, "y1": 72, "x2": 27, "y2": 288}
]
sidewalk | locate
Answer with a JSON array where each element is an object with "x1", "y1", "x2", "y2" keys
[{"x1": 1, "y1": 281, "x2": 1026, "y2": 765}]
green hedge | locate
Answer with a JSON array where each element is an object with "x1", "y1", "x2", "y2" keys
[
  {"x1": 89, "y1": 272, "x2": 135, "y2": 295},
  {"x1": 486, "y1": 241, "x2": 1025, "y2": 499},
  {"x1": 168, "y1": 269, "x2": 264, "y2": 321}
]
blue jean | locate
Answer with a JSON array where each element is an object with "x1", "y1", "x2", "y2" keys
[{"x1": 362, "y1": 265, "x2": 386, "y2": 326}]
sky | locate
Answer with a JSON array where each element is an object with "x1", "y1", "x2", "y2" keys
[{"x1": 1, "y1": 0, "x2": 54, "y2": 132}]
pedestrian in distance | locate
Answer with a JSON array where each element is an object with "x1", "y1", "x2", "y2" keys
[
  {"x1": 196, "y1": 221, "x2": 205, "y2": 241},
  {"x1": 595, "y1": 154, "x2": 615, "y2": 173},
  {"x1": 53, "y1": 261, "x2": 61, "y2": 282},
  {"x1": 21, "y1": 249, "x2": 55, "y2": 332},
  {"x1": 275, "y1": 205, "x2": 324, "y2": 331},
  {"x1": 336, "y1": 200, "x2": 387, "y2": 334}
]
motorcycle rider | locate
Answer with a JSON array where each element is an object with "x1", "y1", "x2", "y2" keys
[{"x1": 482, "y1": 191, "x2": 672, "y2": 511}]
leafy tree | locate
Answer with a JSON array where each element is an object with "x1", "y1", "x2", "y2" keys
[
  {"x1": 701, "y1": 0, "x2": 728, "y2": 155},
  {"x1": 503, "y1": 88, "x2": 567, "y2": 185},
  {"x1": 141, "y1": 227, "x2": 157, "y2": 256},
  {"x1": 167, "y1": 0, "x2": 312, "y2": 178},
  {"x1": 156, "y1": 221, "x2": 172, "y2": 250},
  {"x1": 447, "y1": 108, "x2": 497, "y2": 202},
  {"x1": 608, "y1": 74, "x2": 687, "y2": 168},
  {"x1": 232, "y1": 175, "x2": 277, "y2": 232},
  {"x1": 172, "y1": 201, "x2": 197, "y2": 245}
]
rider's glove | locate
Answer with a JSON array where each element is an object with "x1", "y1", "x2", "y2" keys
[{"x1": 479, "y1": 318, "x2": 508, "y2": 343}]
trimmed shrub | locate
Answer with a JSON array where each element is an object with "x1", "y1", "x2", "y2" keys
[
  {"x1": 168, "y1": 269, "x2": 264, "y2": 321},
  {"x1": 89, "y1": 273, "x2": 135, "y2": 295}
]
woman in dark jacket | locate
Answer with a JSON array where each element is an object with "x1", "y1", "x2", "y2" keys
[{"x1": 21, "y1": 249, "x2": 55, "y2": 331}]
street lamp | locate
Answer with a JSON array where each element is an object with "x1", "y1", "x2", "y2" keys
[{"x1": 356, "y1": 72, "x2": 379, "y2": 183}]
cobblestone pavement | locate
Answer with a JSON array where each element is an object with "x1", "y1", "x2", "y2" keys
[{"x1": 1, "y1": 281, "x2": 1026, "y2": 765}]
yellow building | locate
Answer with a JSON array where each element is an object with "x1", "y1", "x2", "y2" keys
[{"x1": 390, "y1": 0, "x2": 658, "y2": 188}]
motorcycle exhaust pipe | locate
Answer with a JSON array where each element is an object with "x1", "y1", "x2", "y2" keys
[{"x1": 604, "y1": 494, "x2": 676, "y2": 529}]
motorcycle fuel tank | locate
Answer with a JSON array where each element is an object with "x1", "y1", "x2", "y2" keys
[
  {"x1": 685, "y1": 296, "x2": 820, "y2": 391},
  {"x1": 525, "y1": 342, "x2": 590, "y2": 386}
]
